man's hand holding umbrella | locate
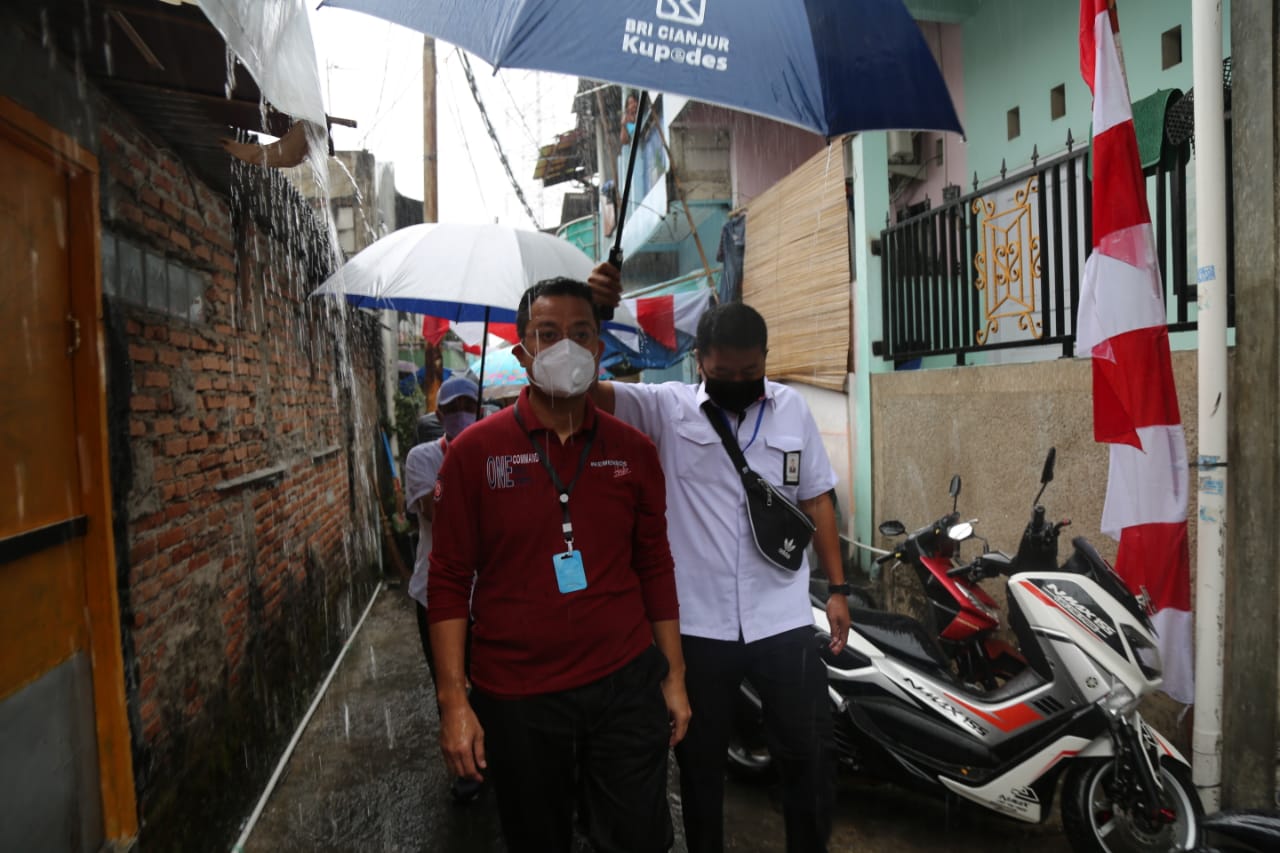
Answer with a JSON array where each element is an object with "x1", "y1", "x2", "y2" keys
[{"x1": 587, "y1": 261, "x2": 623, "y2": 314}]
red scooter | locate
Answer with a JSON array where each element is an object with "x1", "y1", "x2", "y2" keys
[{"x1": 873, "y1": 473, "x2": 1040, "y2": 689}]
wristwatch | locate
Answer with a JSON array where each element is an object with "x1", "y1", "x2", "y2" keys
[{"x1": 828, "y1": 582, "x2": 853, "y2": 596}]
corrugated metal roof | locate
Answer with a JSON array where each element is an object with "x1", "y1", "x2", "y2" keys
[
  {"x1": 12, "y1": 0, "x2": 321, "y2": 196},
  {"x1": 533, "y1": 128, "x2": 588, "y2": 187}
]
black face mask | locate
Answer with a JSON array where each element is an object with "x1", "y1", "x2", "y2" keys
[{"x1": 703, "y1": 376, "x2": 765, "y2": 415}]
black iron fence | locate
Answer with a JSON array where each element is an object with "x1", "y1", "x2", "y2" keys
[{"x1": 877, "y1": 128, "x2": 1233, "y2": 366}]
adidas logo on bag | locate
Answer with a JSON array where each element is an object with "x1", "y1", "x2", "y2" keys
[{"x1": 777, "y1": 538, "x2": 796, "y2": 558}]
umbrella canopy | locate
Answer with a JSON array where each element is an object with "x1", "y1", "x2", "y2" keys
[
  {"x1": 470, "y1": 346, "x2": 530, "y2": 400},
  {"x1": 310, "y1": 222, "x2": 596, "y2": 324},
  {"x1": 321, "y1": 0, "x2": 962, "y2": 138}
]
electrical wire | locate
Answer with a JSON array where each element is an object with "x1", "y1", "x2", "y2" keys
[
  {"x1": 355, "y1": 71, "x2": 421, "y2": 143},
  {"x1": 359, "y1": 23, "x2": 396, "y2": 148},
  {"x1": 456, "y1": 49, "x2": 541, "y2": 229},
  {"x1": 441, "y1": 52, "x2": 492, "y2": 214},
  {"x1": 496, "y1": 71, "x2": 541, "y2": 147}
]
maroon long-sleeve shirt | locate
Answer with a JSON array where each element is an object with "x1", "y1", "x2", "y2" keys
[{"x1": 427, "y1": 388, "x2": 678, "y2": 698}]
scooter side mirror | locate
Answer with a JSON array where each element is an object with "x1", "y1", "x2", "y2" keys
[
  {"x1": 878, "y1": 520, "x2": 906, "y2": 537},
  {"x1": 947, "y1": 521, "x2": 974, "y2": 542},
  {"x1": 949, "y1": 474, "x2": 961, "y2": 499}
]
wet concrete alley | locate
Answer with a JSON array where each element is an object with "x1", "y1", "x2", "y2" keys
[{"x1": 241, "y1": 585, "x2": 1073, "y2": 852}]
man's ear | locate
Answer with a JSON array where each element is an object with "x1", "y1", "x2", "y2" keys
[{"x1": 514, "y1": 341, "x2": 534, "y2": 369}]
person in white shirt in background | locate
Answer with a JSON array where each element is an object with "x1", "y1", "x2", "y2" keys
[
  {"x1": 403, "y1": 373, "x2": 483, "y2": 802},
  {"x1": 588, "y1": 262, "x2": 851, "y2": 853}
]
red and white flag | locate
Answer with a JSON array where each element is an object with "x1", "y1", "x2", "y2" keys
[
  {"x1": 1077, "y1": 0, "x2": 1192, "y2": 702},
  {"x1": 611, "y1": 290, "x2": 713, "y2": 353},
  {"x1": 423, "y1": 316, "x2": 519, "y2": 355}
]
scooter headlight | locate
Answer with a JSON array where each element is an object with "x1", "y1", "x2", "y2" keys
[
  {"x1": 1103, "y1": 681, "x2": 1141, "y2": 717},
  {"x1": 1121, "y1": 624, "x2": 1162, "y2": 681}
]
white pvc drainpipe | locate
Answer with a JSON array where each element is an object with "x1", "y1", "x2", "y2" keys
[{"x1": 230, "y1": 581, "x2": 384, "y2": 852}]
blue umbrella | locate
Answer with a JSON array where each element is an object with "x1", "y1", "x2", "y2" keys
[
  {"x1": 322, "y1": 0, "x2": 961, "y2": 138},
  {"x1": 323, "y1": 0, "x2": 962, "y2": 314}
]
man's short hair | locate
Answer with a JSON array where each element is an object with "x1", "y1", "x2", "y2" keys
[
  {"x1": 695, "y1": 301, "x2": 768, "y2": 353},
  {"x1": 516, "y1": 277, "x2": 601, "y2": 340}
]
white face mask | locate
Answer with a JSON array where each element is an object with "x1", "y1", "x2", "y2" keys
[{"x1": 526, "y1": 338, "x2": 598, "y2": 398}]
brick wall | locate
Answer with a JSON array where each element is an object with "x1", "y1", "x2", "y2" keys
[{"x1": 98, "y1": 97, "x2": 384, "y2": 849}]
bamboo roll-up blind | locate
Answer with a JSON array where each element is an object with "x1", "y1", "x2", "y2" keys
[{"x1": 742, "y1": 146, "x2": 851, "y2": 391}]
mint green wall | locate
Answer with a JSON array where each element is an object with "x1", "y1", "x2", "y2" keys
[
  {"x1": 851, "y1": 133, "x2": 891, "y2": 567},
  {"x1": 962, "y1": 0, "x2": 1231, "y2": 183},
  {"x1": 848, "y1": 1, "x2": 1235, "y2": 546}
]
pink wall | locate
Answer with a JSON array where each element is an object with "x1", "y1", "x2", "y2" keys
[
  {"x1": 677, "y1": 102, "x2": 826, "y2": 208},
  {"x1": 898, "y1": 21, "x2": 968, "y2": 217}
]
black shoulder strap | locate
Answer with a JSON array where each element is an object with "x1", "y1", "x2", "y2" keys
[{"x1": 701, "y1": 401, "x2": 751, "y2": 475}]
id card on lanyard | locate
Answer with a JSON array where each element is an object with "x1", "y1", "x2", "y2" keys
[{"x1": 513, "y1": 402, "x2": 597, "y2": 595}]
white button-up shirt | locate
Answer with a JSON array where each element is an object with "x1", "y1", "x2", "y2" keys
[
  {"x1": 404, "y1": 438, "x2": 446, "y2": 607},
  {"x1": 614, "y1": 380, "x2": 837, "y2": 642}
]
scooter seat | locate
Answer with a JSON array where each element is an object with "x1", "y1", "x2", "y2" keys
[{"x1": 850, "y1": 607, "x2": 956, "y2": 683}]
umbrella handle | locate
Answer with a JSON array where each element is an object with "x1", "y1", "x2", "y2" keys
[
  {"x1": 605, "y1": 91, "x2": 650, "y2": 321},
  {"x1": 475, "y1": 307, "x2": 490, "y2": 418},
  {"x1": 603, "y1": 245, "x2": 624, "y2": 322}
]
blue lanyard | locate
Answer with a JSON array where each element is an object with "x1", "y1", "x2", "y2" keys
[{"x1": 716, "y1": 400, "x2": 766, "y2": 453}]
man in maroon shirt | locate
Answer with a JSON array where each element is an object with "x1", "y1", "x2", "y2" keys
[{"x1": 427, "y1": 278, "x2": 690, "y2": 852}]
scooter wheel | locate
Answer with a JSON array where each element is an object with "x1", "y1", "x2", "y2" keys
[
  {"x1": 725, "y1": 680, "x2": 775, "y2": 782},
  {"x1": 725, "y1": 739, "x2": 774, "y2": 782},
  {"x1": 1062, "y1": 758, "x2": 1202, "y2": 852}
]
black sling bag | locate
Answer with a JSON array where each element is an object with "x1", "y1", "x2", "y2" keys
[{"x1": 702, "y1": 402, "x2": 815, "y2": 572}]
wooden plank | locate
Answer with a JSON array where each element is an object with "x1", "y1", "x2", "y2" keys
[
  {"x1": 0, "y1": 542, "x2": 88, "y2": 698},
  {"x1": 0, "y1": 96, "x2": 138, "y2": 841}
]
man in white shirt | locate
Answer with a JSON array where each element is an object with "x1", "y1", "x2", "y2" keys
[
  {"x1": 405, "y1": 374, "x2": 482, "y2": 628},
  {"x1": 588, "y1": 263, "x2": 851, "y2": 853},
  {"x1": 403, "y1": 373, "x2": 482, "y2": 801}
]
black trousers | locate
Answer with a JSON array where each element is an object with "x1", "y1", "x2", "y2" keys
[
  {"x1": 675, "y1": 627, "x2": 834, "y2": 853},
  {"x1": 471, "y1": 646, "x2": 674, "y2": 853}
]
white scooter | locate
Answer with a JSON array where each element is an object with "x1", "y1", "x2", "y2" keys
[{"x1": 731, "y1": 449, "x2": 1203, "y2": 853}]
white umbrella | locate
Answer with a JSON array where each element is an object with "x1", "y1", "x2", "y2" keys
[
  {"x1": 310, "y1": 222, "x2": 595, "y2": 324},
  {"x1": 312, "y1": 222, "x2": 596, "y2": 404}
]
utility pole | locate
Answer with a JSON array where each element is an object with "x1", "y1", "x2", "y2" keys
[
  {"x1": 421, "y1": 36, "x2": 441, "y2": 410},
  {"x1": 423, "y1": 36, "x2": 439, "y2": 223},
  {"x1": 1224, "y1": 0, "x2": 1279, "y2": 810}
]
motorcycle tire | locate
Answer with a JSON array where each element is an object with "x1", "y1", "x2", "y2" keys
[
  {"x1": 1062, "y1": 757, "x2": 1203, "y2": 853},
  {"x1": 725, "y1": 681, "x2": 775, "y2": 782},
  {"x1": 725, "y1": 736, "x2": 774, "y2": 782}
]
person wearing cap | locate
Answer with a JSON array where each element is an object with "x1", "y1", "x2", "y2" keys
[{"x1": 403, "y1": 373, "x2": 482, "y2": 800}]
